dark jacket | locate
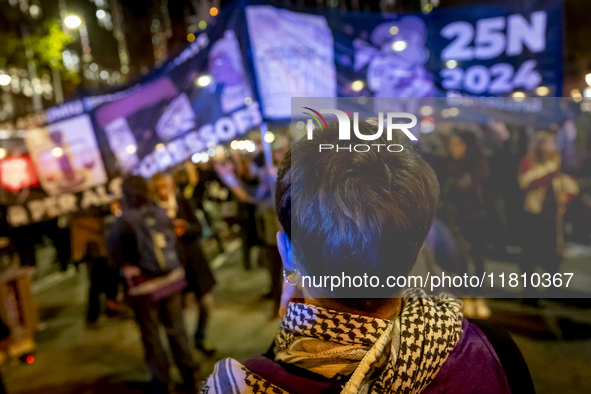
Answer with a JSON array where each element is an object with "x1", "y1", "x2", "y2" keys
[{"x1": 175, "y1": 193, "x2": 216, "y2": 298}]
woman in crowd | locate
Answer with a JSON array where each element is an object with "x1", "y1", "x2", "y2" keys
[
  {"x1": 439, "y1": 130, "x2": 491, "y2": 319},
  {"x1": 518, "y1": 131, "x2": 579, "y2": 276},
  {"x1": 152, "y1": 172, "x2": 217, "y2": 356}
]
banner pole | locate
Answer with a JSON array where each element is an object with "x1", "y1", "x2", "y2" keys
[{"x1": 260, "y1": 122, "x2": 273, "y2": 173}]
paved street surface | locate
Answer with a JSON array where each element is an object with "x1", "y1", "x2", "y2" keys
[{"x1": 3, "y1": 244, "x2": 591, "y2": 394}]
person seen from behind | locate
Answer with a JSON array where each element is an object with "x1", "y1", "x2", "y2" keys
[
  {"x1": 202, "y1": 119, "x2": 534, "y2": 394},
  {"x1": 107, "y1": 175, "x2": 197, "y2": 394}
]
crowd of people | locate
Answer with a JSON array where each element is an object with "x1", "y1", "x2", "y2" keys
[
  {"x1": 418, "y1": 118, "x2": 588, "y2": 316},
  {"x1": 2, "y1": 115, "x2": 590, "y2": 393},
  {"x1": 60, "y1": 143, "x2": 284, "y2": 393}
]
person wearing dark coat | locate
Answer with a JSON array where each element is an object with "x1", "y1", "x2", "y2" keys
[{"x1": 153, "y1": 173, "x2": 216, "y2": 355}]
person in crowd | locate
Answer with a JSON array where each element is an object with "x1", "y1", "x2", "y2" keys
[
  {"x1": 252, "y1": 147, "x2": 284, "y2": 319},
  {"x1": 175, "y1": 162, "x2": 224, "y2": 254},
  {"x1": 518, "y1": 131, "x2": 579, "y2": 276},
  {"x1": 234, "y1": 152, "x2": 263, "y2": 271},
  {"x1": 202, "y1": 120, "x2": 534, "y2": 394},
  {"x1": 483, "y1": 120, "x2": 528, "y2": 258},
  {"x1": 107, "y1": 175, "x2": 197, "y2": 394},
  {"x1": 439, "y1": 131, "x2": 491, "y2": 319},
  {"x1": 72, "y1": 206, "x2": 122, "y2": 325},
  {"x1": 152, "y1": 172, "x2": 216, "y2": 356}
]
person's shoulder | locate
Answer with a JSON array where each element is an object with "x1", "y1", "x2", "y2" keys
[
  {"x1": 424, "y1": 319, "x2": 534, "y2": 394},
  {"x1": 467, "y1": 319, "x2": 535, "y2": 394}
]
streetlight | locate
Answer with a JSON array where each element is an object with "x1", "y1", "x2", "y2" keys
[
  {"x1": 0, "y1": 75, "x2": 11, "y2": 86},
  {"x1": 64, "y1": 15, "x2": 82, "y2": 29}
]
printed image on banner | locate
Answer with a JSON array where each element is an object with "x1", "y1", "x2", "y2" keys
[
  {"x1": 353, "y1": 16, "x2": 435, "y2": 99},
  {"x1": 94, "y1": 23, "x2": 261, "y2": 178},
  {"x1": 25, "y1": 114, "x2": 108, "y2": 195},
  {"x1": 328, "y1": 0, "x2": 561, "y2": 99},
  {"x1": 95, "y1": 78, "x2": 192, "y2": 174},
  {"x1": 246, "y1": 5, "x2": 337, "y2": 119}
]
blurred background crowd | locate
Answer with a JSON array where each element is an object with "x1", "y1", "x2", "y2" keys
[{"x1": 0, "y1": 0, "x2": 589, "y2": 393}]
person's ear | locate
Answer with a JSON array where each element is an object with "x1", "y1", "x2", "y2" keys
[{"x1": 276, "y1": 231, "x2": 292, "y2": 271}]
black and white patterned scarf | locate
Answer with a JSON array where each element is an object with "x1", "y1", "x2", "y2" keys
[{"x1": 201, "y1": 289, "x2": 463, "y2": 394}]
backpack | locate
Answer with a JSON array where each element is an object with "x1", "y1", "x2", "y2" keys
[{"x1": 122, "y1": 204, "x2": 181, "y2": 277}]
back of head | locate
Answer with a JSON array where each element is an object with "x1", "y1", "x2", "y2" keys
[
  {"x1": 121, "y1": 175, "x2": 151, "y2": 210},
  {"x1": 275, "y1": 119, "x2": 439, "y2": 306}
]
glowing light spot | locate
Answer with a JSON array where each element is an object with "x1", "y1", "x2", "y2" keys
[
  {"x1": 420, "y1": 106, "x2": 433, "y2": 116},
  {"x1": 126, "y1": 145, "x2": 137, "y2": 154},
  {"x1": 392, "y1": 41, "x2": 407, "y2": 51},
  {"x1": 446, "y1": 60, "x2": 457, "y2": 69},
  {"x1": 535, "y1": 86, "x2": 549, "y2": 96},
  {"x1": 264, "y1": 132, "x2": 275, "y2": 143},
  {"x1": 52, "y1": 147, "x2": 63, "y2": 157},
  {"x1": 351, "y1": 80, "x2": 364, "y2": 92},
  {"x1": 0, "y1": 75, "x2": 11, "y2": 86},
  {"x1": 64, "y1": 15, "x2": 82, "y2": 29},
  {"x1": 197, "y1": 75, "x2": 211, "y2": 87}
]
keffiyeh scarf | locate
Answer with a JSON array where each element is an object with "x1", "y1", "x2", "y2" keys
[{"x1": 201, "y1": 289, "x2": 463, "y2": 394}]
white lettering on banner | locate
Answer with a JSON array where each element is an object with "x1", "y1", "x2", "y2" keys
[
  {"x1": 198, "y1": 124, "x2": 218, "y2": 147},
  {"x1": 184, "y1": 131, "x2": 206, "y2": 153},
  {"x1": 136, "y1": 102, "x2": 262, "y2": 178},
  {"x1": 445, "y1": 95, "x2": 543, "y2": 113},
  {"x1": 6, "y1": 177, "x2": 123, "y2": 227},
  {"x1": 441, "y1": 60, "x2": 541, "y2": 94},
  {"x1": 27, "y1": 200, "x2": 45, "y2": 222},
  {"x1": 172, "y1": 33, "x2": 209, "y2": 68},
  {"x1": 80, "y1": 190, "x2": 100, "y2": 210},
  {"x1": 442, "y1": 12, "x2": 547, "y2": 61},
  {"x1": 215, "y1": 117, "x2": 237, "y2": 141},
  {"x1": 7, "y1": 206, "x2": 28, "y2": 227},
  {"x1": 46, "y1": 100, "x2": 85, "y2": 123},
  {"x1": 44, "y1": 196, "x2": 60, "y2": 218},
  {"x1": 506, "y1": 11, "x2": 547, "y2": 56},
  {"x1": 440, "y1": 11, "x2": 547, "y2": 95},
  {"x1": 57, "y1": 193, "x2": 78, "y2": 213},
  {"x1": 474, "y1": 17, "x2": 506, "y2": 60}
]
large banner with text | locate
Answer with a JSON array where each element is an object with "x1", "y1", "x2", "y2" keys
[{"x1": 247, "y1": 0, "x2": 563, "y2": 119}]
